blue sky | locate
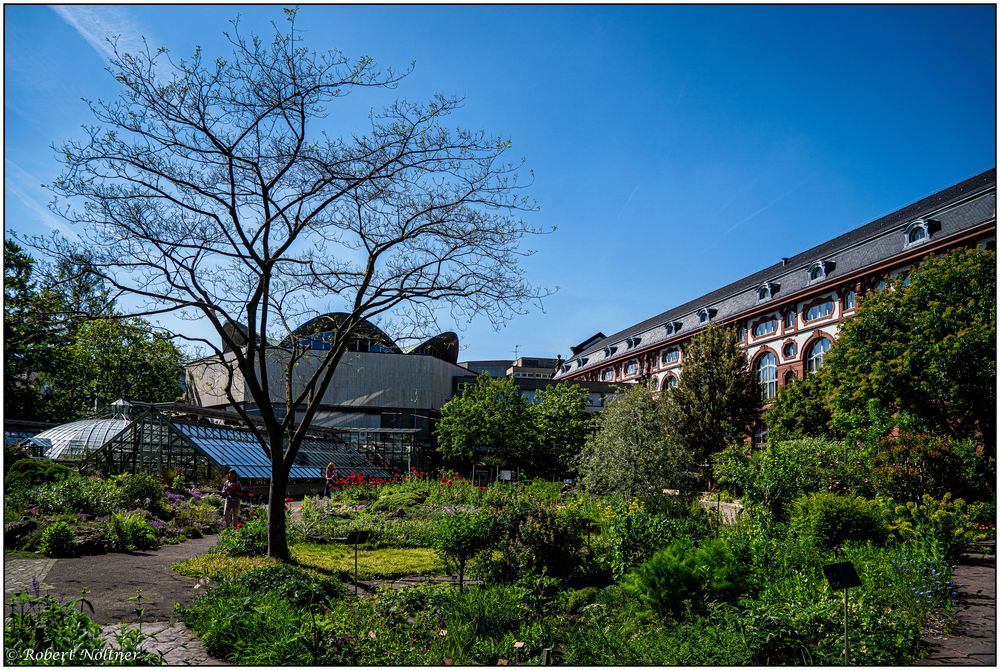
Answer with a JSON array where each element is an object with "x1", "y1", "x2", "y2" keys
[{"x1": 5, "y1": 5, "x2": 995, "y2": 362}]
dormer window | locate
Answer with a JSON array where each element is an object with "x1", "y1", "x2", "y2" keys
[
  {"x1": 664, "y1": 321, "x2": 683, "y2": 336},
  {"x1": 603, "y1": 345, "x2": 617, "y2": 358},
  {"x1": 808, "y1": 260, "x2": 833, "y2": 283},
  {"x1": 756, "y1": 281, "x2": 778, "y2": 303},
  {"x1": 576, "y1": 357, "x2": 589, "y2": 368},
  {"x1": 904, "y1": 219, "x2": 932, "y2": 248},
  {"x1": 697, "y1": 307, "x2": 717, "y2": 324},
  {"x1": 626, "y1": 336, "x2": 642, "y2": 349}
]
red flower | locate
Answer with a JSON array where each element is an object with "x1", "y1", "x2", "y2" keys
[
  {"x1": 247, "y1": 492, "x2": 254, "y2": 498},
  {"x1": 237, "y1": 523, "x2": 244, "y2": 529},
  {"x1": 284, "y1": 497, "x2": 293, "y2": 502}
]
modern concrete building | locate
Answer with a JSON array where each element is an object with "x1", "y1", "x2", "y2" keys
[
  {"x1": 185, "y1": 314, "x2": 472, "y2": 453},
  {"x1": 554, "y1": 169, "x2": 997, "y2": 444}
]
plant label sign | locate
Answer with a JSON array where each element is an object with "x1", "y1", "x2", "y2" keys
[{"x1": 823, "y1": 561, "x2": 862, "y2": 590}]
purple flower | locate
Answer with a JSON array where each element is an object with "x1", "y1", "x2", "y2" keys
[
  {"x1": 355, "y1": 504, "x2": 367, "y2": 510},
  {"x1": 149, "y1": 519, "x2": 164, "y2": 529}
]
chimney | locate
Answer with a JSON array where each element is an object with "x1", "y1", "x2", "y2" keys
[{"x1": 781, "y1": 257, "x2": 789, "y2": 266}]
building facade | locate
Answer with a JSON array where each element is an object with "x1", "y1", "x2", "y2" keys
[{"x1": 553, "y1": 170, "x2": 996, "y2": 439}]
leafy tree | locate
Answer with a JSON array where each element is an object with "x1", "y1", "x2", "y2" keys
[
  {"x1": 527, "y1": 381, "x2": 596, "y2": 479},
  {"x1": 44, "y1": 318, "x2": 184, "y2": 419},
  {"x1": 436, "y1": 375, "x2": 533, "y2": 467},
  {"x1": 434, "y1": 511, "x2": 494, "y2": 590},
  {"x1": 579, "y1": 383, "x2": 696, "y2": 498},
  {"x1": 4, "y1": 241, "x2": 114, "y2": 421},
  {"x1": 764, "y1": 370, "x2": 836, "y2": 441},
  {"x1": 825, "y1": 248, "x2": 996, "y2": 456},
  {"x1": 33, "y1": 12, "x2": 542, "y2": 560},
  {"x1": 663, "y1": 324, "x2": 761, "y2": 476}
]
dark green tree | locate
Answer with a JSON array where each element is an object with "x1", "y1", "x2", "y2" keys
[
  {"x1": 43, "y1": 318, "x2": 184, "y2": 419},
  {"x1": 527, "y1": 381, "x2": 596, "y2": 479},
  {"x1": 764, "y1": 369, "x2": 836, "y2": 442},
  {"x1": 825, "y1": 248, "x2": 996, "y2": 455},
  {"x1": 663, "y1": 324, "x2": 761, "y2": 476},
  {"x1": 579, "y1": 383, "x2": 696, "y2": 498},
  {"x1": 435, "y1": 375, "x2": 533, "y2": 467}
]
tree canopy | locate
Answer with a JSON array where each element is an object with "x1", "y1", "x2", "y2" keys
[
  {"x1": 824, "y1": 248, "x2": 996, "y2": 454},
  {"x1": 579, "y1": 383, "x2": 696, "y2": 499},
  {"x1": 764, "y1": 370, "x2": 835, "y2": 442},
  {"x1": 435, "y1": 375, "x2": 532, "y2": 467},
  {"x1": 664, "y1": 324, "x2": 761, "y2": 471},
  {"x1": 527, "y1": 381, "x2": 596, "y2": 479}
]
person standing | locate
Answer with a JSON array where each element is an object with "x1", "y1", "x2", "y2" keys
[
  {"x1": 222, "y1": 469, "x2": 243, "y2": 529},
  {"x1": 324, "y1": 462, "x2": 337, "y2": 498}
]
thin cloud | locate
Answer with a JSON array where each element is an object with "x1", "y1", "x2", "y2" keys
[
  {"x1": 5, "y1": 160, "x2": 80, "y2": 241},
  {"x1": 718, "y1": 175, "x2": 813, "y2": 240},
  {"x1": 613, "y1": 185, "x2": 640, "y2": 225},
  {"x1": 51, "y1": 5, "x2": 156, "y2": 65}
]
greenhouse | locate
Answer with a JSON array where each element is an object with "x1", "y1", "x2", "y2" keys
[{"x1": 23, "y1": 400, "x2": 405, "y2": 485}]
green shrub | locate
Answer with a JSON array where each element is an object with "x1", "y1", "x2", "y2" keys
[
  {"x1": 169, "y1": 475, "x2": 187, "y2": 494},
  {"x1": 601, "y1": 499, "x2": 703, "y2": 580},
  {"x1": 625, "y1": 538, "x2": 745, "y2": 619},
  {"x1": 111, "y1": 473, "x2": 168, "y2": 517},
  {"x1": 715, "y1": 438, "x2": 872, "y2": 519},
  {"x1": 435, "y1": 511, "x2": 495, "y2": 589},
  {"x1": 229, "y1": 564, "x2": 345, "y2": 608},
  {"x1": 106, "y1": 512, "x2": 159, "y2": 552},
  {"x1": 790, "y1": 492, "x2": 885, "y2": 549},
  {"x1": 22, "y1": 477, "x2": 120, "y2": 517},
  {"x1": 213, "y1": 515, "x2": 268, "y2": 556},
  {"x1": 40, "y1": 521, "x2": 77, "y2": 557},
  {"x1": 4, "y1": 593, "x2": 106, "y2": 663},
  {"x1": 885, "y1": 493, "x2": 979, "y2": 562},
  {"x1": 179, "y1": 585, "x2": 312, "y2": 663},
  {"x1": 4, "y1": 459, "x2": 75, "y2": 493},
  {"x1": 368, "y1": 490, "x2": 426, "y2": 512},
  {"x1": 475, "y1": 496, "x2": 586, "y2": 583}
]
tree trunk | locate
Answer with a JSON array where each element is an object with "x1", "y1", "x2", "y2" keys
[{"x1": 268, "y1": 462, "x2": 291, "y2": 561}]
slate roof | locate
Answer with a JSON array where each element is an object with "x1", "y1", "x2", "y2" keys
[{"x1": 559, "y1": 169, "x2": 996, "y2": 375}]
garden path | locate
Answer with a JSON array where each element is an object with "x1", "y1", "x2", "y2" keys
[
  {"x1": 919, "y1": 548, "x2": 996, "y2": 665},
  {"x1": 5, "y1": 535, "x2": 225, "y2": 666}
]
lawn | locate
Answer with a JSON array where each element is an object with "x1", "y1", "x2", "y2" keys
[{"x1": 173, "y1": 543, "x2": 443, "y2": 582}]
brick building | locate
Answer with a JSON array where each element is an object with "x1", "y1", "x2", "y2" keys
[{"x1": 553, "y1": 169, "x2": 996, "y2": 444}]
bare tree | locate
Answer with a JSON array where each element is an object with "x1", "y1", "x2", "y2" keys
[{"x1": 32, "y1": 12, "x2": 544, "y2": 559}]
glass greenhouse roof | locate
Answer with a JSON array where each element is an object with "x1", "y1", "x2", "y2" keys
[
  {"x1": 31, "y1": 418, "x2": 132, "y2": 460},
  {"x1": 171, "y1": 422, "x2": 392, "y2": 479}
]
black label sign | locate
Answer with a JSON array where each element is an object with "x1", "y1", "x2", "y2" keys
[{"x1": 823, "y1": 561, "x2": 862, "y2": 590}]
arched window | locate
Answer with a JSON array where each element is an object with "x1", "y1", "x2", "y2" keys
[
  {"x1": 843, "y1": 290, "x2": 855, "y2": 310},
  {"x1": 782, "y1": 341, "x2": 797, "y2": 358},
  {"x1": 785, "y1": 311, "x2": 796, "y2": 329},
  {"x1": 662, "y1": 375, "x2": 678, "y2": 392},
  {"x1": 806, "y1": 337, "x2": 831, "y2": 373},
  {"x1": 756, "y1": 352, "x2": 777, "y2": 400},
  {"x1": 625, "y1": 361, "x2": 639, "y2": 376},
  {"x1": 601, "y1": 369, "x2": 614, "y2": 382},
  {"x1": 784, "y1": 370, "x2": 796, "y2": 386}
]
